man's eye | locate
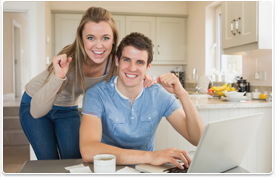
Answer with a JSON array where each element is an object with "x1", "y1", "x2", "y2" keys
[
  {"x1": 124, "y1": 59, "x2": 130, "y2": 62},
  {"x1": 137, "y1": 61, "x2": 144, "y2": 65},
  {"x1": 87, "y1": 37, "x2": 94, "y2": 40}
]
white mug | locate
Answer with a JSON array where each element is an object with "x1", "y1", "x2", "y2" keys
[
  {"x1": 252, "y1": 92, "x2": 260, "y2": 99},
  {"x1": 93, "y1": 154, "x2": 116, "y2": 173}
]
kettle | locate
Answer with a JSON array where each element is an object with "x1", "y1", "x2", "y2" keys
[{"x1": 237, "y1": 77, "x2": 250, "y2": 92}]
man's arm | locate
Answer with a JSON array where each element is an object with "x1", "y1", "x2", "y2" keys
[
  {"x1": 79, "y1": 114, "x2": 192, "y2": 169},
  {"x1": 166, "y1": 93, "x2": 204, "y2": 146},
  {"x1": 79, "y1": 114, "x2": 149, "y2": 164},
  {"x1": 157, "y1": 73, "x2": 205, "y2": 146}
]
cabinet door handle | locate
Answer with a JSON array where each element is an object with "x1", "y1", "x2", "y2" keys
[
  {"x1": 236, "y1": 17, "x2": 241, "y2": 34},
  {"x1": 158, "y1": 45, "x2": 160, "y2": 54},
  {"x1": 230, "y1": 19, "x2": 236, "y2": 36},
  {"x1": 153, "y1": 44, "x2": 155, "y2": 55}
]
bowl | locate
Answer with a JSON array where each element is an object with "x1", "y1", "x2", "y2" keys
[
  {"x1": 224, "y1": 91, "x2": 246, "y2": 98},
  {"x1": 208, "y1": 91, "x2": 222, "y2": 97}
]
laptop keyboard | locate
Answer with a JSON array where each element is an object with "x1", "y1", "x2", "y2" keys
[{"x1": 163, "y1": 164, "x2": 189, "y2": 173}]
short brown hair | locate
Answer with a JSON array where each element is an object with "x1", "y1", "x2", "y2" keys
[{"x1": 116, "y1": 32, "x2": 153, "y2": 66}]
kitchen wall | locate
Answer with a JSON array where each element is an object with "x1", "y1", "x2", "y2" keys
[
  {"x1": 185, "y1": 1, "x2": 212, "y2": 83},
  {"x1": 185, "y1": 1, "x2": 272, "y2": 87},
  {"x1": 50, "y1": 1, "x2": 188, "y2": 15},
  {"x1": 45, "y1": 1, "x2": 52, "y2": 67},
  {"x1": 239, "y1": 50, "x2": 272, "y2": 87},
  {"x1": 50, "y1": 1, "x2": 188, "y2": 78},
  {"x1": 3, "y1": 1, "x2": 47, "y2": 81},
  {"x1": 3, "y1": 1, "x2": 188, "y2": 96},
  {"x1": 3, "y1": 1, "x2": 272, "y2": 98},
  {"x1": 3, "y1": 12, "x2": 28, "y2": 95}
]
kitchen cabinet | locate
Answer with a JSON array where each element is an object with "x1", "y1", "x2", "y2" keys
[
  {"x1": 126, "y1": 16, "x2": 156, "y2": 60},
  {"x1": 126, "y1": 16, "x2": 186, "y2": 65},
  {"x1": 222, "y1": 1, "x2": 272, "y2": 54},
  {"x1": 54, "y1": 14, "x2": 83, "y2": 56},
  {"x1": 54, "y1": 14, "x2": 186, "y2": 65},
  {"x1": 155, "y1": 106, "x2": 272, "y2": 173},
  {"x1": 112, "y1": 15, "x2": 126, "y2": 44},
  {"x1": 54, "y1": 14, "x2": 126, "y2": 55}
]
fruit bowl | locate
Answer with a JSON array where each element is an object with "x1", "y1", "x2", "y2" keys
[
  {"x1": 208, "y1": 84, "x2": 237, "y2": 98},
  {"x1": 224, "y1": 91, "x2": 246, "y2": 98},
  {"x1": 207, "y1": 91, "x2": 221, "y2": 98}
]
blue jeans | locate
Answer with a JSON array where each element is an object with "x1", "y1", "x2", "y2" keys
[{"x1": 19, "y1": 101, "x2": 82, "y2": 160}]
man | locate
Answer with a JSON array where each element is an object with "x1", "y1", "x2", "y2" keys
[{"x1": 80, "y1": 32, "x2": 204, "y2": 169}]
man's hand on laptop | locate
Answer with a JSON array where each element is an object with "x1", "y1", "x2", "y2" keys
[{"x1": 148, "y1": 148, "x2": 192, "y2": 170}]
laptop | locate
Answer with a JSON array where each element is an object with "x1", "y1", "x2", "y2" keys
[{"x1": 135, "y1": 113, "x2": 263, "y2": 173}]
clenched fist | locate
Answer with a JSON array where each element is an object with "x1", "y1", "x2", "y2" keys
[
  {"x1": 52, "y1": 54, "x2": 72, "y2": 79},
  {"x1": 157, "y1": 73, "x2": 185, "y2": 97}
]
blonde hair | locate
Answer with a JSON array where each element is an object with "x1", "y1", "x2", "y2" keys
[{"x1": 45, "y1": 7, "x2": 118, "y2": 98}]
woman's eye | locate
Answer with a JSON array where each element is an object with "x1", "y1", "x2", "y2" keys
[
  {"x1": 87, "y1": 37, "x2": 94, "y2": 40},
  {"x1": 103, "y1": 37, "x2": 110, "y2": 40}
]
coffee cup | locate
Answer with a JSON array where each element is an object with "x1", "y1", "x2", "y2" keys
[
  {"x1": 93, "y1": 154, "x2": 116, "y2": 173},
  {"x1": 252, "y1": 92, "x2": 260, "y2": 99}
]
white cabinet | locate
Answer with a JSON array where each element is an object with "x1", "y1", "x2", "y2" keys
[
  {"x1": 54, "y1": 14, "x2": 83, "y2": 56},
  {"x1": 112, "y1": 15, "x2": 126, "y2": 45},
  {"x1": 222, "y1": 1, "x2": 272, "y2": 54},
  {"x1": 222, "y1": 1, "x2": 257, "y2": 49},
  {"x1": 155, "y1": 107, "x2": 272, "y2": 173},
  {"x1": 54, "y1": 14, "x2": 126, "y2": 55},
  {"x1": 126, "y1": 16, "x2": 186, "y2": 65},
  {"x1": 126, "y1": 16, "x2": 156, "y2": 60},
  {"x1": 156, "y1": 17, "x2": 186, "y2": 65},
  {"x1": 54, "y1": 14, "x2": 186, "y2": 65}
]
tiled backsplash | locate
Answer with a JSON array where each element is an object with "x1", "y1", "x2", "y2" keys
[
  {"x1": 184, "y1": 82, "x2": 272, "y2": 93},
  {"x1": 250, "y1": 86, "x2": 272, "y2": 93}
]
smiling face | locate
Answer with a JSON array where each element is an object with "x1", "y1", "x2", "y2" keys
[
  {"x1": 116, "y1": 46, "x2": 151, "y2": 89},
  {"x1": 82, "y1": 21, "x2": 114, "y2": 64}
]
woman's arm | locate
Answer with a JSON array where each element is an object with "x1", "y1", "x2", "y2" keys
[
  {"x1": 30, "y1": 72, "x2": 67, "y2": 118},
  {"x1": 29, "y1": 54, "x2": 72, "y2": 118}
]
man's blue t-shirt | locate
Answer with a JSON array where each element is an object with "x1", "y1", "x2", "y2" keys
[{"x1": 82, "y1": 76, "x2": 181, "y2": 151}]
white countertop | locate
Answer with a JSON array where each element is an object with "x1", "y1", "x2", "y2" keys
[
  {"x1": 4, "y1": 93, "x2": 270, "y2": 110},
  {"x1": 187, "y1": 96, "x2": 272, "y2": 109},
  {"x1": 78, "y1": 94, "x2": 272, "y2": 111}
]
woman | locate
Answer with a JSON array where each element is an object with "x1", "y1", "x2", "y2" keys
[{"x1": 19, "y1": 7, "x2": 155, "y2": 160}]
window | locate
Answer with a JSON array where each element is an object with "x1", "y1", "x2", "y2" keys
[{"x1": 214, "y1": 5, "x2": 242, "y2": 82}]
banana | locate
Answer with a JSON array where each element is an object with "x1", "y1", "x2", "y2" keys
[
  {"x1": 216, "y1": 90, "x2": 225, "y2": 96},
  {"x1": 216, "y1": 83, "x2": 227, "y2": 92},
  {"x1": 226, "y1": 84, "x2": 231, "y2": 92},
  {"x1": 230, "y1": 87, "x2": 236, "y2": 91},
  {"x1": 221, "y1": 83, "x2": 228, "y2": 90},
  {"x1": 212, "y1": 86, "x2": 218, "y2": 92},
  {"x1": 212, "y1": 83, "x2": 231, "y2": 94}
]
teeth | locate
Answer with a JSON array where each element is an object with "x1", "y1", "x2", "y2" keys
[
  {"x1": 93, "y1": 51, "x2": 104, "y2": 54},
  {"x1": 126, "y1": 74, "x2": 137, "y2": 78}
]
